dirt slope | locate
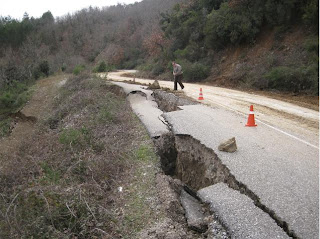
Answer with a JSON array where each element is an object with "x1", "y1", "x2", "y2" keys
[{"x1": 0, "y1": 75, "x2": 67, "y2": 158}]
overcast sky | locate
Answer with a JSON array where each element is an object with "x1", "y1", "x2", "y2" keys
[{"x1": 1, "y1": 0, "x2": 143, "y2": 19}]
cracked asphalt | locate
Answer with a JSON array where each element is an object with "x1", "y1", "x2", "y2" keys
[
  {"x1": 106, "y1": 70, "x2": 319, "y2": 147},
  {"x1": 106, "y1": 73, "x2": 319, "y2": 239},
  {"x1": 164, "y1": 104, "x2": 318, "y2": 238},
  {"x1": 112, "y1": 81, "x2": 169, "y2": 138}
]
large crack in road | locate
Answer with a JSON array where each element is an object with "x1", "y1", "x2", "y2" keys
[
  {"x1": 154, "y1": 132, "x2": 296, "y2": 238},
  {"x1": 106, "y1": 70, "x2": 319, "y2": 148},
  {"x1": 152, "y1": 90, "x2": 295, "y2": 238},
  {"x1": 109, "y1": 80, "x2": 318, "y2": 239}
]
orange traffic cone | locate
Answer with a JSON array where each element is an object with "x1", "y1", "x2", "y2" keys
[
  {"x1": 198, "y1": 88, "x2": 204, "y2": 100},
  {"x1": 245, "y1": 105, "x2": 257, "y2": 127}
]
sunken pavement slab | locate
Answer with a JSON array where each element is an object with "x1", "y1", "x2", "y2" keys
[{"x1": 198, "y1": 183, "x2": 290, "y2": 239}]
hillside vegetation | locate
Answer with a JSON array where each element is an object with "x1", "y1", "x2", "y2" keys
[
  {"x1": 0, "y1": 75, "x2": 163, "y2": 238},
  {"x1": 0, "y1": 0, "x2": 318, "y2": 121},
  {"x1": 149, "y1": 0, "x2": 319, "y2": 95},
  {"x1": 0, "y1": 0, "x2": 186, "y2": 117}
]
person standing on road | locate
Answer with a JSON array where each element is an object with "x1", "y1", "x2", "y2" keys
[{"x1": 172, "y1": 61, "x2": 184, "y2": 90}]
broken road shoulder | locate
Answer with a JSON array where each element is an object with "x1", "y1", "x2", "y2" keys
[{"x1": 114, "y1": 80, "x2": 318, "y2": 239}]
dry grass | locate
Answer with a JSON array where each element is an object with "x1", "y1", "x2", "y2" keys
[{"x1": 0, "y1": 74, "x2": 161, "y2": 238}]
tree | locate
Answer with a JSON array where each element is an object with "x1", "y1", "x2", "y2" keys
[
  {"x1": 40, "y1": 11, "x2": 54, "y2": 25},
  {"x1": 143, "y1": 30, "x2": 168, "y2": 56}
]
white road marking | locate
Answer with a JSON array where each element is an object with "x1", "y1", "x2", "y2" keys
[
  {"x1": 206, "y1": 98, "x2": 319, "y2": 150},
  {"x1": 256, "y1": 119, "x2": 319, "y2": 149}
]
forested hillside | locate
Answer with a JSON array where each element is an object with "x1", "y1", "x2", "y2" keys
[
  {"x1": 0, "y1": 0, "x2": 318, "y2": 117},
  {"x1": 149, "y1": 0, "x2": 319, "y2": 94},
  {"x1": 0, "y1": 0, "x2": 186, "y2": 115}
]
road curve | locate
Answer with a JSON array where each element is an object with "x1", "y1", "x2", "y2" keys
[{"x1": 104, "y1": 70, "x2": 319, "y2": 148}]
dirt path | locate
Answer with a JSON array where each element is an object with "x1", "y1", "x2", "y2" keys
[
  {"x1": 105, "y1": 70, "x2": 319, "y2": 148},
  {"x1": 0, "y1": 75, "x2": 67, "y2": 158}
]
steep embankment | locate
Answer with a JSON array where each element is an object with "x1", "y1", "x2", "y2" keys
[
  {"x1": 207, "y1": 26, "x2": 317, "y2": 93},
  {"x1": 152, "y1": 0, "x2": 318, "y2": 96},
  {"x1": 0, "y1": 74, "x2": 210, "y2": 238}
]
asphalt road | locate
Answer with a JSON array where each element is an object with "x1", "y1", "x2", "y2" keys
[
  {"x1": 112, "y1": 81, "x2": 169, "y2": 138},
  {"x1": 105, "y1": 71, "x2": 319, "y2": 238},
  {"x1": 106, "y1": 70, "x2": 319, "y2": 148},
  {"x1": 164, "y1": 104, "x2": 318, "y2": 239}
]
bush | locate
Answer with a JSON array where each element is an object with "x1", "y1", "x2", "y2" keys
[
  {"x1": 94, "y1": 61, "x2": 107, "y2": 73},
  {"x1": 122, "y1": 60, "x2": 138, "y2": 69},
  {"x1": 174, "y1": 43, "x2": 205, "y2": 62},
  {"x1": 205, "y1": 3, "x2": 261, "y2": 49},
  {"x1": 137, "y1": 62, "x2": 154, "y2": 72},
  {"x1": 178, "y1": 60, "x2": 210, "y2": 82},
  {"x1": 38, "y1": 60, "x2": 50, "y2": 77},
  {"x1": 264, "y1": 66, "x2": 318, "y2": 93},
  {"x1": 73, "y1": 64, "x2": 85, "y2": 75},
  {"x1": 61, "y1": 64, "x2": 67, "y2": 72},
  {"x1": 0, "y1": 118, "x2": 12, "y2": 137},
  {"x1": 0, "y1": 81, "x2": 31, "y2": 114},
  {"x1": 33, "y1": 68, "x2": 46, "y2": 80},
  {"x1": 304, "y1": 37, "x2": 319, "y2": 53},
  {"x1": 303, "y1": 0, "x2": 319, "y2": 29},
  {"x1": 151, "y1": 63, "x2": 165, "y2": 76},
  {"x1": 4, "y1": 65, "x2": 25, "y2": 84},
  {"x1": 59, "y1": 127, "x2": 91, "y2": 149},
  {"x1": 33, "y1": 61, "x2": 50, "y2": 80},
  {"x1": 92, "y1": 61, "x2": 115, "y2": 73}
]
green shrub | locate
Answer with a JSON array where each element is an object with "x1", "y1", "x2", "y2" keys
[
  {"x1": 93, "y1": 61, "x2": 107, "y2": 73},
  {"x1": 40, "y1": 162, "x2": 61, "y2": 184},
  {"x1": 151, "y1": 63, "x2": 165, "y2": 76},
  {"x1": 73, "y1": 65, "x2": 85, "y2": 75},
  {"x1": 61, "y1": 64, "x2": 67, "y2": 72},
  {"x1": 122, "y1": 60, "x2": 139, "y2": 69},
  {"x1": 304, "y1": 63, "x2": 319, "y2": 95},
  {"x1": 178, "y1": 60, "x2": 210, "y2": 82},
  {"x1": 137, "y1": 62, "x2": 154, "y2": 72},
  {"x1": 38, "y1": 60, "x2": 50, "y2": 77},
  {"x1": 174, "y1": 43, "x2": 205, "y2": 62},
  {"x1": 93, "y1": 62, "x2": 115, "y2": 73},
  {"x1": 0, "y1": 118, "x2": 12, "y2": 137},
  {"x1": 0, "y1": 92, "x2": 15, "y2": 108},
  {"x1": 59, "y1": 127, "x2": 90, "y2": 148},
  {"x1": 33, "y1": 68, "x2": 46, "y2": 80},
  {"x1": 205, "y1": 2, "x2": 261, "y2": 49},
  {"x1": 33, "y1": 61, "x2": 50, "y2": 79},
  {"x1": 303, "y1": 0, "x2": 319, "y2": 28},
  {"x1": 264, "y1": 66, "x2": 318, "y2": 93},
  {"x1": 304, "y1": 37, "x2": 319, "y2": 53},
  {"x1": 4, "y1": 65, "x2": 25, "y2": 84},
  {"x1": 0, "y1": 81, "x2": 31, "y2": 114},
  {"x1": 97, "y1": 107, "x2": 114, "y2": 123}
]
